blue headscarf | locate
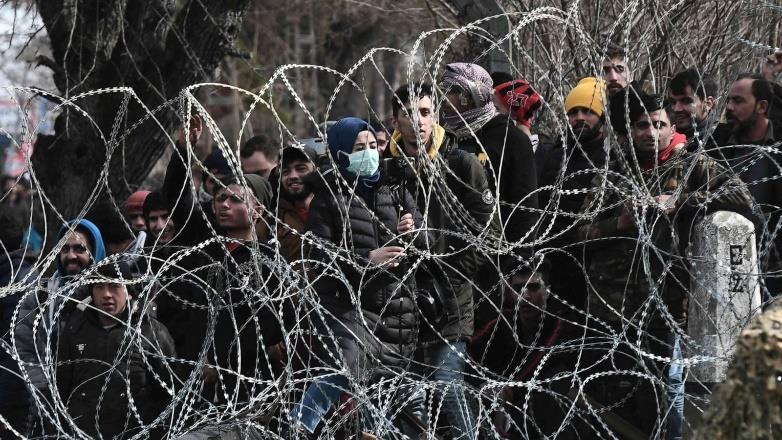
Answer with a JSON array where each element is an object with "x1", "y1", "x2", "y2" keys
[{"x1": 326, "y1": 117, "x2": 380, "y2": 190}]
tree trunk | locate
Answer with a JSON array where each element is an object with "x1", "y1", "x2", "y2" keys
[
  {"x1": 443, "y1": 0, "x2": 512, "y2": 74},
  {"x1": 31, "y1": 0, "x2": 252, "y2": 227}
]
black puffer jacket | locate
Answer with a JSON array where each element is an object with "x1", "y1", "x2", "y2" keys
[
  {"x1": 305, "y1": 166, "x2": 428, "y2": 368},
  {"x1": 56, "y1": 303, "x2": 176, "y2": 439}
]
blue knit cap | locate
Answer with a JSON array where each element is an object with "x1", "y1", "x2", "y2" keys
[{"x1": 326, "y1": 117, "x2": 379, "y2": 189}]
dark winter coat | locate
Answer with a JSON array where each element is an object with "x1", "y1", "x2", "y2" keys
[
  {"x1": 159, "y1": 143, "x2": 287, "y2": 400},
  {"x1": 305, "y1": 166, "x2": 428, "y2": 370},
  {"x1": 535, "y1": 134, "x2": 609, "y2": 309},
  {"x1": 536, "y1": 134, "x2": 609, "y2": 241},
  {"x1": 162, "y1": 143, "x2": 220, "y2": 248},
  {"x1": 156, "y1": 239, "x2": 286, "y2": 401},
  {"x1": 0, "y1": 249, "x2": 38, "y2": 412},
  {"x1": 459, "y1": 115, "x2": 539, "y2": 245},
  {"x1": 388, "y1": 125, "x2": 498, "y2": 343},
  {"x1": 575, "y1": 147, "x2": 753, "y2": 327},
  {"x1": 56, "y1": 302, "x2": 176, "y2": 439},
  {"x1": 469, "y1": 306, "x2": 580, "y2": 439},
  {"x1": 711, "y1": 121, "x2": 782, "y2": 294}
]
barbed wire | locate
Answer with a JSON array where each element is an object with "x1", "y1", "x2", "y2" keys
[{"x1": 1, "y1": 3, "x2": 782, "y2": 439}]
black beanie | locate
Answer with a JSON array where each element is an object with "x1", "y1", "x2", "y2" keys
[{"x1": 142, "y1": 190, "x2": 168, "y2": 221}]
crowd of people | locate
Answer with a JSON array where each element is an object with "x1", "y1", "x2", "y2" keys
[{"x1": 1, "y1": 46, "x2": 782, "y2": 440}]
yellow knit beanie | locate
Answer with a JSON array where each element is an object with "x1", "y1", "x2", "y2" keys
[{"x1": 564, "y1": 77, "x2": 606, "y2": 117}]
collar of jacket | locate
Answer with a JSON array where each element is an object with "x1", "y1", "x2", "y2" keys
[
  {"x1": 388, "y1": 124, "x2": 446, "y2": 160},
  {"x1": 684, "y1": 111, "x2": 718, "y2": 139}
]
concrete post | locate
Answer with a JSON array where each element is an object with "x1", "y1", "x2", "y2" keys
[{"x1": 687, "y1": 211, "x2": 762, "y2": 383}]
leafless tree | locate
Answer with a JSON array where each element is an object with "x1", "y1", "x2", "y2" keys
[{"x1": 30, "y1": 0, "x2": 252, "y2": 224}]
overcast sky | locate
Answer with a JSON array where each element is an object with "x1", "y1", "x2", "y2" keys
[{"x1": 0, "y1": 4, "x2": 53, "y2": 89}]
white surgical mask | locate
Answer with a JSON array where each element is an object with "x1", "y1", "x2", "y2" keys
[{"x1": 343, "y1": 149, "x2": 379, "y2": 176}]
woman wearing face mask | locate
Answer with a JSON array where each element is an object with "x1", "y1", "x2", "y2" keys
[{"x1": 291, "y1": 117, "x2": 430, "y2": 436}]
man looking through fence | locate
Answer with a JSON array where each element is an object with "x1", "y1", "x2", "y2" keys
[{"x1": 387, "y1": 82, "x2": 497, "y2": 439}]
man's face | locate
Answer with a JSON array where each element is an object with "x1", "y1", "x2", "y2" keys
[
  {"x1": 241, "y1": 151, "x2": 277, "y2": 178},
  {"x1": 60, "y1": 230, "x2": 92, "y2": 276},
  {"x1": 92, "y1": 282, "x2": 128, "y2": 317},
  {"x1": 213, "y1": 184, "x2": 258, "y2": 231},
  {"x1": 506, "y1": 272, "x2": 549, "y2": 324},
  {"x1": 280, "y1": 160, "x2": 314, "y2": 201},
  {"x1": 392, "y1": 95, "x2": 434, "y2": 156},
  {"x1": 147, "y1": 209, "x2": 176, "y2": 244},
  {"x1": 669, "y1": 85, "x2": 711, "y2": 131},
  {"x1": 567, "y1": 107, "x2": 603, "y2": 142},
  {"x1": 127, "y1": 212, "x2": 146, "y2": 232},
  {"x1": 631, "y1": 109, "x2": 674, "y2": 156},
  {"x1": 726, "y1": 78, "x2": 764, "y2": 135},
  {"x1": 375, "y1": 131, "x2": 389, "y2": 154},
  {"x1": 602, "y1": 57, "x2": 632, "y2": 97}
]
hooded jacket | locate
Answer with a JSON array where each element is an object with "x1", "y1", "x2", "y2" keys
[
  {"x1": 56, "y1": 300, "x2": 176, "y2": 439},
  {"x1": 15, "y1": 219, "x2": 106, "y2": 391},
  {"x1": 389, "y1": 124, "x2": 498, "y2": 342}
]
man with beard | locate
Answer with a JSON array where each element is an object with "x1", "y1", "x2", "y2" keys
[
  {"x1": 15, "y1": 219, "x2": 106, "y2": 431},
  {"x1": 602, "y1": 45, "x2": 633, "y2": 98},
  {"x1": 275, "y1": 144, "x2": 317, "y2": 263},
  {"x1": 535, "y1": 77, "x2": 608, "y2": 311},
  {"x1": 668, "y1": 68, "x2": 718, "y2": 152},
  {"x1": 714, "y1": 73, "x2": 782, "y2": 297}
]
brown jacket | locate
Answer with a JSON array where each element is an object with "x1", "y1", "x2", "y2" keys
[{"x1": 275, "y1": 196, "x2": 308, "y2": 263}]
